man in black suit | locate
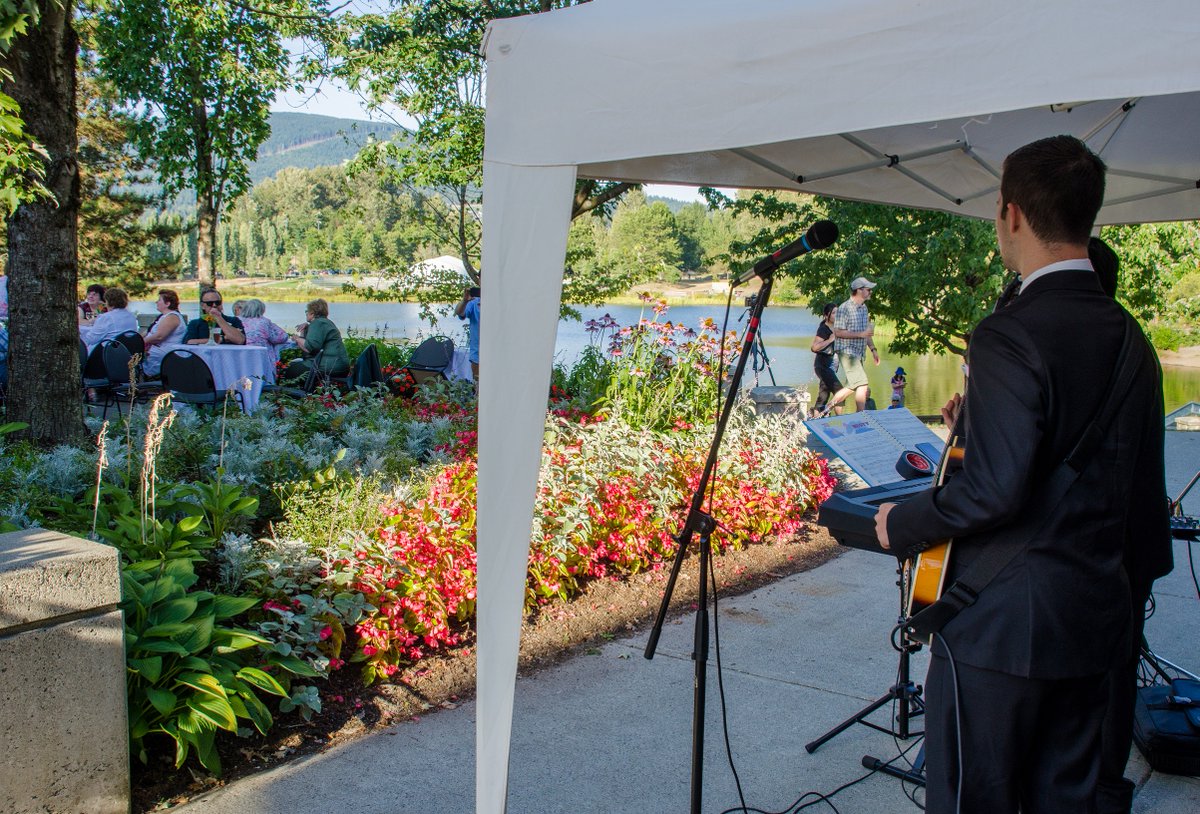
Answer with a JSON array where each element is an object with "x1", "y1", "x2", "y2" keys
[{"x1": 874, "y1": 135, "x2": 1170, "y2": 813}]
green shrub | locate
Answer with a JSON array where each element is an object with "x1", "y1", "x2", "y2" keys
[
  {"x1": 1148, "y1": 324, "x2": 1190, "y2": 352},
  {"x1": 274, "y1": 458, "x2": 390, "y2": 547},
  {"x1": 122, "y1": 557, "x2": 316, "y2": 774}
]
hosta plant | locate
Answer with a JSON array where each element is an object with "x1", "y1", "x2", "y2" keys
[{"x1": 123, "y1": 557, "x2": 317, "y2": 774}]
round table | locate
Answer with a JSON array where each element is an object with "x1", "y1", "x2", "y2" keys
[{"x1": 165, "y1": 343, "x2": 275, "y2": 413}]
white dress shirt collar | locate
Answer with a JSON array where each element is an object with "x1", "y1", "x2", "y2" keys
[{"x1": 1019, "y1": 257, "x2": 1093, "y2": 294}]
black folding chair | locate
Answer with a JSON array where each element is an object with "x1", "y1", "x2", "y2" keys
[
  {"x1": 101, "y1": 340, "x2": 162, "y2": 419},
  {"x1": 114, "y1": 330, "x2": 145, "y2": 358},
  {"x1": 263, "y1": 350, "x2": 324, "y2": 400},
  {"x1": 81, "y1": 342, "x2": 115, "y2": 407},
  {"x1": 403, "y1": 336, "x2": 455, "y2": 387},
  {"x1": 160, "y1": 349, "x2": 244, "y2": 413},
  {"x1": 352, "y1": 343, "x2": 385, "y2": 389},
  {"x1": 115, "y1": 330, "x2": 147, "y2": 380}
]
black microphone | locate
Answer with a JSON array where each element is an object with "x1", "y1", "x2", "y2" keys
[{"x1": 731, "y1": 220, "x2": 839, "y2": 287}]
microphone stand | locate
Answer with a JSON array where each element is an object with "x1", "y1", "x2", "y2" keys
[{"x1": 644, "y1": 271, "x2": 777, "y2": 814}]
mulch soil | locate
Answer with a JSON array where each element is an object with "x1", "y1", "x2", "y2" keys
[{"x1": 133, "y1": 525, "x2": 842, "y2": 812}]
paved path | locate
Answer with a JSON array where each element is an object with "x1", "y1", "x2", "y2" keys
[{"x1": 179, "y1": 432, "x2": 1200, "y2": 813}]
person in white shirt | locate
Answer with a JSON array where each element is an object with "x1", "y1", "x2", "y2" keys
[{"x1": 79, "y1": 287, "x2": 139, "y2": 353}]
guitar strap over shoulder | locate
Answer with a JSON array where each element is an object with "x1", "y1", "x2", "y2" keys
[{"x1": 906, "y1": 313, "x2": 1142, "y2": 643}]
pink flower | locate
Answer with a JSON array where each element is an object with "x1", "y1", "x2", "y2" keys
[{"x1": 319, "y1": 626, "x2": 333, "y2": 641}]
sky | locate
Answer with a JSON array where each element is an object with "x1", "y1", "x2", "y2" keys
[
  {"x1": 270, "y1": 0, "x2": 707, "y2": 202},
  {"x1": 270, "y1": 81, "x2": 706, "y2": 203}
]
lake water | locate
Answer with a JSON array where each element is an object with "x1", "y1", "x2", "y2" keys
[{"x1": 134, "y1": 299, "x2": 1199, "y2": 416}]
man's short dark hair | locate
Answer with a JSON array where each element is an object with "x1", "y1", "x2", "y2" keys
[
  {"x1": 468, "y1": 286, "x2": 480, "y2": 299},
  {"x1": 1000, "y1": 135, "x2": 1106, "y2": 245},
  {"x1": 86, "y1": 283, "x2": 105, "y2": 296}
]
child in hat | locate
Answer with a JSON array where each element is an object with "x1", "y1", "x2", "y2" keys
[{"x1": 890, "y1": 366, "x2": 907, "y2": 407}]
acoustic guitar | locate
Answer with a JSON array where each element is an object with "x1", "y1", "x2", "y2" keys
[
  {"x1": 905, "y1": 440, "x2": 964, "y2": 614},
  {"x1": 906, "y1": 274, "x2": 1020, "y2": 618}
]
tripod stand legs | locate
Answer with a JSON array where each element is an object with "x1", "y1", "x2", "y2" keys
[
  {"x1": 803, "y1": 679, "x2": 924, "y2": 754},
  {"x1": 805, "y1": 689, "x2": 894, "y2": 753},
  {"x1": 863, "y1": 746, "x2": 926, "y2": 786}
]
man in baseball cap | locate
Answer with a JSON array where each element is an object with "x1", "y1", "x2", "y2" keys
[{"x1": 830, "y1": 276, "x2": 879, "y2": 411}]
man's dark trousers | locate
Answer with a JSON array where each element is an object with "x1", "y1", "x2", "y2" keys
[
  {"x1": 924, "y1": 654, "x2": 1106, "y2": 814},
  {"x1": 1097, "y1": 585, "x2": 1152, "y2": 814}
]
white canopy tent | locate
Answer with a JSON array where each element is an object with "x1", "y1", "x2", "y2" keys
[
  {"x1": 409, "y1": 254, "x2": 469, "y2": 283},
  {"x1": 475, "y1": 0, "x2": 1200, "y2": 810}
]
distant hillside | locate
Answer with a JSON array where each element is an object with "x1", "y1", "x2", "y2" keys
[
  {"x1": 646, "y1": 194, "x2": 698, "y2": 214},
  {"x1": 158, "y1": 112, "x2": 406, "y2": 215},
  {"x1": 249, "y1": 111, "x2": 405, "y2": 184}
]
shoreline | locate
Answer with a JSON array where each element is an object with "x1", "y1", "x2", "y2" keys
[
  {"x1": 1158, "y1": 346, "x2": 1200, "y2": 369},
  {"x1": 148, "y1": 278, "x2": 1200, "y2": 365}
]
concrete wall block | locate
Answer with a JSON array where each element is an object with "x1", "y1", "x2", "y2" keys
[
  {"x1": 0, "y1": 529, "x2": 129, "y2": 814},
  {"x1": 0, "y1": 529, "x2": 122, "y2": 628},
  {"x1": 0, "y1": 610, "x2": 130, "y2": 814},
  {"x1": 749, "y1": 385, "x2": 811, "y2": 418}
]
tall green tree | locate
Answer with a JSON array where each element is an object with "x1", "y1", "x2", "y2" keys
[
  {"x1": 92, "y1": 0, "x2": 327, "y2": 288},
  {"x1": 75, "y1": 26, "x2": 186, "y2": 292},
  {"x1": 323, "y1": 0, "x2": 634, "y2": 294},
  {"x1": 2, "y1": 0, "x2": 86, "y2": 444},
  {"x1": 674, "y1": 202, "x2": 707, "y2": 273},
  {"x1": 0, "y1": 2, "x2": 52, "y2": 212},
  {"x1": 1098, "y1": 221, "x2": 1200, "y2": 321},
  {"x1": 606, "y1": 192, "x2": 682, "y2": 284},
  {"x1": 707, "y1": 189, "x2": 1004, "y2": 358},
  {"x1": 1, "y1": 30, "x2": 187, "y2": 295}
]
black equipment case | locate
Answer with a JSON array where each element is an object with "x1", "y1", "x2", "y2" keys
[{"x1": 1133, "y1": 678, "x2": 1200, "y2": 776}]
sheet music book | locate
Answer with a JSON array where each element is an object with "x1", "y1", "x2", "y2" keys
[{"x1": 804, "y1": 408, "x2": 945, "y2": 487}]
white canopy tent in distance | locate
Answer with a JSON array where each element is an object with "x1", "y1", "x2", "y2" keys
[{"x1": 474, "y1": 0, "x2": 1200, "y2": 810}]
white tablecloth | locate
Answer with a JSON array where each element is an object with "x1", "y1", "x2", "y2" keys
[
  {"x1": 448, "y1": 348, "x2": 474, "y2": 382},
  {"x1": 165, "y1": 343, "x2": 275, "y2": 413}
]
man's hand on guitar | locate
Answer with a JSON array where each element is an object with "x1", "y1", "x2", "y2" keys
[
  {"x1": 941, "y1": 393, "x2": 963, "y2": 430},
  {"x1": 875, "y1": 503, "x2": 895, "y2": 551}
]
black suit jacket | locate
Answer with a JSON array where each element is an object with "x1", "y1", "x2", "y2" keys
[{"x1": 887, "y1": 269, "x2": 1171, "y2": 679}]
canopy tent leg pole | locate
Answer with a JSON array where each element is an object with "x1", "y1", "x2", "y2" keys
[{"x1": 477, "y1": 160, "x2": 578, "y2": 814}]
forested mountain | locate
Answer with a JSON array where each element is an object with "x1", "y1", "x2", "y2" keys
[{"x1": 250, "y1": 112, "x2": 403, "y2": 184}]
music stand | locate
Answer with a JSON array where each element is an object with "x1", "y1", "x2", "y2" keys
[{"x1": 804, "y1": 563, "x2": 926, "y2": 779}]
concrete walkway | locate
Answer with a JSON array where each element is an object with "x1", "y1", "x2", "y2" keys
[{"x1": 179, "y1": 433, "x2": 1200, "y2": 813}]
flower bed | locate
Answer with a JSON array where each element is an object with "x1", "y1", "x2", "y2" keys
[{"x1": 0, "y1": 305, "x2": 836, "y2": 782}]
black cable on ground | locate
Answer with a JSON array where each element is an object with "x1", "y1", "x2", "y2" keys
[{"x1": 711, "y1": 546, "x2": 751, "y2": 814}]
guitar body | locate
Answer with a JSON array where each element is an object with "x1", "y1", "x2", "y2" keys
[{"x1": 906, "y1": 444, "x2": 964, "y2": 616}]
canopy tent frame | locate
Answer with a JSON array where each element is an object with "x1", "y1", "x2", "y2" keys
[{"x1": 474, "y1": 3, "x2": 1200, "y2": 813}]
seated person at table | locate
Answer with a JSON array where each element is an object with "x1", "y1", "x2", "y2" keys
[
  {"x1": 239, "y1": 298, "x2": 291, "y2": 360},
  {"x1": 183, "y1": 288, "x2": 245, "y2": 345},
  {"x1": 286, "y1": 298, "x2": 350, "y2": 381},
  {"x1": 79, "y1": 287, "x2": 139, "y2": 352},
  {"x1": 77, "y1": 283, "x2": 106, "y2": 325},
  {"x1": 142, "y1": 288, "x2": 188, "y2": 377},
  {"x1": 0, "y1": 321, "x2": 8, "y2": 393}
]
